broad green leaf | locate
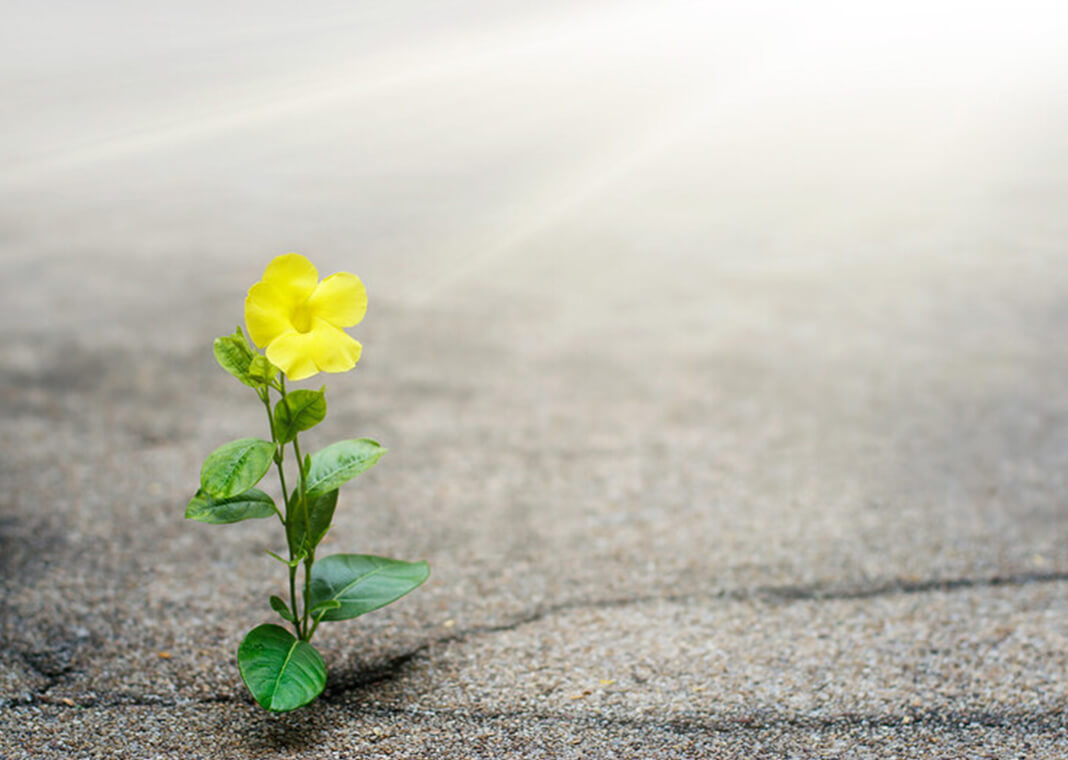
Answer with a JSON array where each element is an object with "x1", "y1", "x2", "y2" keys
[
  {"x1": 270, "y1": 595, "x2": 297, "y2": 623},
  {"x1": 213, "y1": 328, "x2": 257, "y2": 387},
  {"x1": 273, "y1": 390, "x2": 326, "y2": 444},
  {"x1": 184, "y1": 488, "x2": 276, "y2": 524},
  {"x1": 305, "y1": 439, "x2": 386, "y2": 498},
  {"x1": 200, "y1": 438, "x2": 275, "y2": 499},
  {"x1": 237, "y1": 624, "x2": 326, "y2": 712},
  {"x1": 308, "y1": 554, "x2": 430, "y2": 622},
  {"x1": 286, "y1": 489, "x2": 338, "y2": 557}
]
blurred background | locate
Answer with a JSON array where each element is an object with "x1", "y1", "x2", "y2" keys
[{"x1": 3, "y1": 1, "x2": 1068, "y2": 584}]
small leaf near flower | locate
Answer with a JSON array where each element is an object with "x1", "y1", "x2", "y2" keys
[
  {"x1": 248, "y1": 355, "x2": 278, "y2": 384},
  {"x1": 213, "y1": 327, "x2": 257, "y2": 387}
]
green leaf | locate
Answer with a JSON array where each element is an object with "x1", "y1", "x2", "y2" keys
[
  {"x1": 184, "y1": 488, "x2": 276, "y2": 524},
  {"x1": 286, "y1": 489, "x2": 338, "y2": 557},
  {"x1": 200, "y1": 438, "x2": 276, "y2": 499},
  {"x1": 270, "y1": 595, "x2": 297, "y2": 623},
  {"x1": 305, "y1": 439, "x2": 386, "y2": 498},
  {"x1": 249, "y1": 355, "x2": 278, "y2": 384},
  {"x1": 266, "y1": 549, "x2": 304, "y2": 567},
  {"x1": 213, "y1": 327, "x2": 257, "y2": 387},
  {"x1": 285, "y1": 493, "x2": 306, "y2": 558},
  {"x1": 273, "y1": 390, "x2": 327, "y2": 444},
  {"x1": 308, "y1": 554, "x2": 430, "y2": 622},
  {"x1": 237, "y1": 624, "x2": 326, "y2": 712}
]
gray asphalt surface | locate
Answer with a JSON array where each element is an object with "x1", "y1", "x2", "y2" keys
[{"x1": 3, "y1": 2, "x2": 1068, "y2": 758}]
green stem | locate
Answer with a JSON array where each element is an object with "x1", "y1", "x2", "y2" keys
[
  {"x1": 306, "y1": 612, "x2": 326, "y2": 642},
  {"x1": 277, "y1": 376, "x2": 316, "y2": 641},
  {"x1": 288, "y1": 565, "x2": 298, "y2": 634},
  {"x1": 257, "y1": 389, "x2": 287, "y2": 527},
  {"x1": 292, "y1": 433, "x2": 314, "y2": 640},
  {"x1": 259, "y1": 383, "x2": 301, "y2": 638}
]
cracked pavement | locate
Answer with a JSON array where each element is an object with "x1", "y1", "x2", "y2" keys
[{"x1": 3, "y1": 2, "x2": 1068, "y2": 757}]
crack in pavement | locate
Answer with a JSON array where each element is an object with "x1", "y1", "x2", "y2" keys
[
  {"x1": 391, "y1": 567, "x2": 1068, "y2": 654},
  {"x1": 748, "y1": 569, "x2": 1068, "y2": 602},
  {"x1": 318, "y1": 568, "x2": 1068, "y2": 696},
  {"x1": 4, "y1": 569, "x2": 1067, "y2": 713},
  {"x1": 3, "y1": 633, "x2": 86, "y2": 706}
]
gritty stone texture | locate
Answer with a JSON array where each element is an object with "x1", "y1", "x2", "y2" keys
[{"x1": 3, "y1": 2, "x2": 1068, "y2": 757}]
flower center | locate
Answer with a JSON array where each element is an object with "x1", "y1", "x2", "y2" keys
[{"x1": 290, "y1": 300, "x2": 314, "y2": 333}]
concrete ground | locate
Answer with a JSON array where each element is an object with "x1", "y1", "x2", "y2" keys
[{"x1": 3, "y1": 3, "x2": 1068, "y2": 758}]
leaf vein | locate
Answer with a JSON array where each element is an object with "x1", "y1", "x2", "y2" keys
[
  {"x1": 269, "y1": 639, "x2": 301, "y2": 710},
  {"x1": 329, "y1": 562, "x2": 389, "y2": 602}
]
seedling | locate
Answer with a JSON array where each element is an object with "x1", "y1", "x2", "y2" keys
[{"x1": 187, "y1": 253, "x2": 428, "y2": 711}]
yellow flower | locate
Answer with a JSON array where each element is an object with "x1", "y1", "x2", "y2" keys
[{"x1": 244, "y1": 253, "x2": 367, "y2": 381}]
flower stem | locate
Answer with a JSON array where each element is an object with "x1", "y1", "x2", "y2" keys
[
  {"x1": 259, "y1": 383, "x2": 301, "y2": 638},
  {"x1": 307, "y1": 612, "x2": 325, "y2": 641},
  {"x1": 258, "y1": 390, "x2": 288, "y2": 527},
  {"x1": 292, "y1": 433, "x2": 314, "y2": 640}
]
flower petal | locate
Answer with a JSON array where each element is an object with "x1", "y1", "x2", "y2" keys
[
  {"x1": 307, "y1": 272, "x2": 367, "y2": 328},
  {"x1": 265, "y1": 331, "x2": 320, "y2": 381},
  {"x1": 245, "y1": 282, "x2": 295, "y2": 347},
  {"x1": 262, "y1": 253, "x2": 319, "y2": 302},
  {"x1": 264, "y1": 321, "x2": 362, "y2": 381},
  {"x1": 305, "y1": 319, "x2": 362, "y2": 373}
]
